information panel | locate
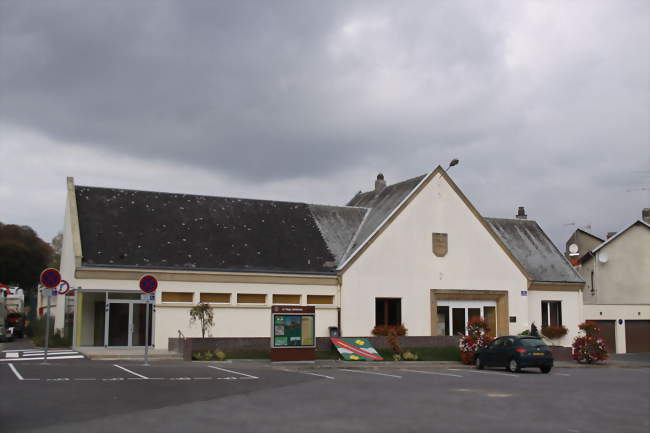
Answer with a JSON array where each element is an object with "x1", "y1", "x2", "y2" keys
[{"x1": 271, "y1": 306, "x2": 315, "y2": 349}]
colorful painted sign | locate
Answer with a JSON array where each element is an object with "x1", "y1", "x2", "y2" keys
[{"x1": 330, "y1": 338, "x2": 383, "y2": 361}]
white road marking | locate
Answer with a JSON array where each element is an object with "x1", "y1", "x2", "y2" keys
[
  {"x1": 8, "y1": 363, "x2": 24, "y2": 380},
  {"x1": 406, "y1": 369, "x2": 463, "y2": 378},
  {"x1": 6, "y1": 353, "x2": 19, "y2": 358},
  {"x1": 449, "y1": 369, "x2": 519, "y2": 378},
  {"x1": 194, "y1": 377, "x2": 212, "y2": 380},
  {"x1": 22, "y1": 351, "x2": 77, "y2": 357},
  {"x1": 486, "y1": 393, "x2": 512, "y2": 398},
  {"x1": 340, "y1": 369, "x2": 402, "y2": 378},
  {"x1": 113, "y1": 364, "x2": 148, "y2": 379},
  {"x1": 208, "y1": 366, "x2": 259, "y2": 379},
  {"x1": 74, "y1": 378, "x2": 97, "y2": 381},
  {"x1": 0, "y1": 355, "x2": 85, "y2": 362},
  {"x1": 555, "y1": 373, "x2": 570, "y2": 376},
  {"x1": 282, "y1": 369, "x2": 334, "y2": 380}
]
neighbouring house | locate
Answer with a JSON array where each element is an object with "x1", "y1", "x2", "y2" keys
[
  {"x1": 570, "y1": 211, "x2": 650, "y2": 353},
  {"x1": 54, "y1": 166, "x2": 584, "y2": 351},
  {"x1": 565, "y1": 228, "x2": 604, "y2": 265}
]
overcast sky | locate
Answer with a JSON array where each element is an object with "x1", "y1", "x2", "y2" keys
[{"x1": 1, "y1": 0, "x2": 648, "y2": 250}]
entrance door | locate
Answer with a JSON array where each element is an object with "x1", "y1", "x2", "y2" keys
[{"x1": 105, "y1": 301, "x2": 153, "y2": 347}]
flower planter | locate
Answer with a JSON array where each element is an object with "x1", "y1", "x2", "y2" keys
[{"x1": 460, "y1": 351, "x2": 475, "y2": 365}]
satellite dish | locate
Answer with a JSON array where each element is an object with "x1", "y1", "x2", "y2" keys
[
  {"x1": 569, "y1": 244, "x2": 579, "y2": 254},
  {"x1": 598, "y1": 253, "x2": 609, "y2": 264}
]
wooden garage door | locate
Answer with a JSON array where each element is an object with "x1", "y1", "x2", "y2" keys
[
  {"x1": 625, "y1": 320, "x2": 650, "y2": 353},
  {"x1": 593, "y1": 320, "x2": 616, "y2": 353}
]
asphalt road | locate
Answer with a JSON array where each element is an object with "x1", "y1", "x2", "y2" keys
[{"x1": 1, "y1": 358, "x2": 648, "y2": 433}]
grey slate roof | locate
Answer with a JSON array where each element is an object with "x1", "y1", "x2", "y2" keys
[
  {"x1": 486, "y1": 218, "x2": 584, "y2": 283},
  {"x1": 344, "y1": 175, "x2": 426, "y2": 260},
  {"x1": 75, "y1": 186, "x2": 364, "y2": 274}
]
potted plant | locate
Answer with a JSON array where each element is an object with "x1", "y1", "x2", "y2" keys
[
  {"x1": 458, "y1": 317, "x2": 493, "y2": 365},
  {"x1": 572, "y1": 321, "x2": 608, "y2": 364}
]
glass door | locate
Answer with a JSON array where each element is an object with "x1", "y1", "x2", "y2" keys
[{"x1": 105, "y1": 301, "x2": 153, "y2": 347}]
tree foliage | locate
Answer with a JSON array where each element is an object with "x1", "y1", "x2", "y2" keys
[
  {"x1": 0, "y1": 223, "x2": 53, "y2": 291},
  {"x1": 49, "y1": 232, "x2": 63, "y2": 269},
  {"x1": 189, "y1": 302, "x2": 214, "y2": 338}
]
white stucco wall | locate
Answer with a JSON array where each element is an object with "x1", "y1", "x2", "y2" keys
[
  {"x1": 340, "y1": 172, "x2": 529, "y2": 337},
  {"x1": 71, "y1": 278, "x2": 338, "y2": 348},
  {"x1": 527, "y1": 290, "x2": 583, "y2": 347},
  {"x1": 53, "y1": 188, "x2": 78, "y2": 332}
]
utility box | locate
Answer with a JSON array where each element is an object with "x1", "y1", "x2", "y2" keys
[{"x1": 271, "y1": 305, "x2": 315, "y2": 362}]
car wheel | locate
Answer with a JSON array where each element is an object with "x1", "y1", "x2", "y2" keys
[
  {"x1": 475, "y1": 355, "x2": 484, "y2": 370},
  {"x1": 507, "y1": 358, "x2": 520, "y2": 372},
  {"x1": 540, "y1": 366, "x2": 552, "y2": 374}
]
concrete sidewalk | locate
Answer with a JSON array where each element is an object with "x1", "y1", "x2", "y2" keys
[{"x1": 77, "y1": 347, "x2": 182, "y2": 360}]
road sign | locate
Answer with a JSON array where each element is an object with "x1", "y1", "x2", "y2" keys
[
  {"x1": 140, "y1": 294, "x2": 155, "y2": 302},
  {"x1": 139, "y1": 275, "x2": 158, "y2": 294},
  {"x1": 40, "y1": 268, "x2": 61, "y2": 289},
  {"x1": 58, "y1": 280, "x2": 70, "y2": 295}
]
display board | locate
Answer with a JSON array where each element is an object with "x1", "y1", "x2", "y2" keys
[{"x1": 271, "y1": 306, "x2": 315, "y2": 348}]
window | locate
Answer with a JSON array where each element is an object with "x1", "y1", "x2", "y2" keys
[
  {"x1": 375, "y1": 298, "x2": 401, "y2": 326},
  {"x1": 161, "y1": 292, "x2": 193, "y2": 303},
  {"x1": 541, "y1": 301, "x2": 562, "y2": 327},
  {"x1": 273, "y1": 294, "x2": 301, "y2": 304},
  {"x1": 200, "y1": 293, "x2": 230, "y2": 304},
  {"x1": 306, "y1": 295, "x2": 334, "y2": 305},
  {"x1": 237, "y1": 294, "x2": 266, "y2": 304}
]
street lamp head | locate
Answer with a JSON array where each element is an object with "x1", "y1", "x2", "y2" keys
[{"x1": 446, "y1": 158, "x2": 459, "y2": 171}]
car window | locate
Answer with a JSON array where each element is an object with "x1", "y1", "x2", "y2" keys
[
  {"x1": 488, "y1": 339, "x2": 501, "y2": 349},
  {"x1": 521, "y1": 338, "x2": 548, "y2": 349}
]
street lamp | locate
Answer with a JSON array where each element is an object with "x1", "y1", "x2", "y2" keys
[{"x1": 446, "y1": 158, "x2": 459, "y2": 171}]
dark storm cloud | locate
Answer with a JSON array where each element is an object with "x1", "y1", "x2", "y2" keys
[
  {"x1": 0, "y1": 1, "x2": 514, "y2": 180},
  {"x1": 0, "y1": 0, "x2": 648, "y2": 247}
]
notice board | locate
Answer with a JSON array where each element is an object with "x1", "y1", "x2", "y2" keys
[{"x1": 270, "y1": 305, "x2": 316, "y2": 361}]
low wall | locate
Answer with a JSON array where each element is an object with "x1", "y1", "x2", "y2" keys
[{"x1": 170, "y1": 335, "x2": 460, "y2": 361}]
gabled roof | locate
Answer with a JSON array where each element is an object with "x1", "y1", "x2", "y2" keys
[
  {"x1": 74, "y1": 185, "x2": 365, "y2": 274},
  {"x1": 486, "y1": 218, "x2": 584, "y2": 284},
  {"x1": 581, "y1": 220, "x2": 650, "y2": 264},
  {"x1": 574, "y1": 228, "x2": 605, "y2": 243},
  {"x1": 343, "y1": 174, "x2": 426, "y2": 262}
]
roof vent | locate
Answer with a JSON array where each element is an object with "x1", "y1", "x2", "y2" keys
[
  {"x1": 516, "y1": 206, "x2": 527, "y2": 220},
  {"x1": 643, "y1": 208, "x2": 650, "y2": 224},
  {"x1": 375, "y1": 173, "x2": 386, "y2": 193}
]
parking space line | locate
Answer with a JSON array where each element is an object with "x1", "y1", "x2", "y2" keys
[
  {"x1": 113, "y1": 364, "x2": 148, "y2": 379},
  {"x1": 0, "y1": 355, "x2": 85, "y2": 362},
  {"x1": 282, "y1": 369, "x2": 334, "y2": 380},
  {"x1": 8, "y1": 363, "x2": 24, "y2": 380},
  {"x1": 448, "y1": 369, "x2": 519, "y2": 378},
  {"x1": 340, "y1": 369, "x2": 402, "y2": 378},
  {"x1": 207, "y1": 366, "x2": 259, "y2": 379},
  {"x1": 555, "y1": 373, "x2": 570, "y2": 376},
  {"x1": 74, "y1": 378, "x2": 97, "y2": 381},
  {"x1": 406, "y1": 369, "x2": 463, "y2": 378}
]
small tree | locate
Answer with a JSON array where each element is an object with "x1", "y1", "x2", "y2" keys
[{"x1": 189, "y1": 302, "x2": 214, "y2": 338}]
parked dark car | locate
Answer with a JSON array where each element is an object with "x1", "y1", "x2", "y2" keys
[
  {"x1": 475, "y1": 336, "x2": 553, "y2": 373},
  {"x1": 6, "y1": 313, "x2": 25, "y2": 338}
]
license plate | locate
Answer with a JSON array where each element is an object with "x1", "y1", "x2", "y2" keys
[{"x1": 533, "y1": 352, "x2": 544, "y2": 356}]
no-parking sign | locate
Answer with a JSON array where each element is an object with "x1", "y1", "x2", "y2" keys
[
  {"x1": 139, "y1": 274, "x2": 158, "y2": 294},
  {"x1": 58, "y1": 280, "x2": 70, "y2": 295},
  {"x1": 40, "y1": 268, "x2": 61, "y2": 289}
]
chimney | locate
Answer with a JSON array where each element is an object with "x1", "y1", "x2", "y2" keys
[
  {"x1": 516, "y1": 206, "x2": 527, "y2": 220},
  {"x1": 375, "y1": 173, "x2": 386, "y2": 193},
  {"x1": 643, "y1": 208, "x2": 650, "y2": 224},
  {"x1": 606, "y1": 232, "x2": 617, "y2": 239}
]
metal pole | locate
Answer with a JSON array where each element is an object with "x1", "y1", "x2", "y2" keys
[
  {"x1": 143, "y1": 298, "x2": 150, "y2": 366},
  {"x1": 42, "y1": 290, "x2": 51, "y2": 365}
]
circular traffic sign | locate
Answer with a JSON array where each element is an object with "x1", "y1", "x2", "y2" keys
[
  {"x1": 139, "y1": 274, "x2": 158, "y2": 294},
  {"x1": 58, "y1": 280, "x2": 70, "y2": 295},
  {"x1": 40, "y1": 268, "x2": 62, "y2": 289}
]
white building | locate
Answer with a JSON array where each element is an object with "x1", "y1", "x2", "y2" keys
[{"x1": 55, "y1": 166, "x2": 584, "y2": 350}]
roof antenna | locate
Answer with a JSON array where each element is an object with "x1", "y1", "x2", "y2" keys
[{"x1": 445, "y1": 158, "x2": 459, "y2": 171}]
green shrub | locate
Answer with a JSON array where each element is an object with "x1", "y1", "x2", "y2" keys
[
  {"x1": 203, "y1": 351, "x2": 214, "y2": 361},
  {"x1": 31, "y1": 316, "x2": 71, "y2": 348},
  {"x1": 402, "y1": 350, "x2": 419, "y2": 361},
  {"x1": 192, "y1": 352, "x2": 203, "y2": 361},
  {"x1": 214, "y1": 350, "x2": 226, "y2": 361},
  {"x1": 392, "y1": 353, "x2": 402, "y2": 361}
]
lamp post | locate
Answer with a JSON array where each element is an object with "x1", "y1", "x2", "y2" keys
[{"x1": 446, "y1": 158, "x2": 459, "y2": 171}]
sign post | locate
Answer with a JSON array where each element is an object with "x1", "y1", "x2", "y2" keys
[
  {"x1": 138, "y1": 275, "x2": 158, "y2": 366},
  {"x1": 39, "y1": 268, "x2": 61, "y2": 365}
]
